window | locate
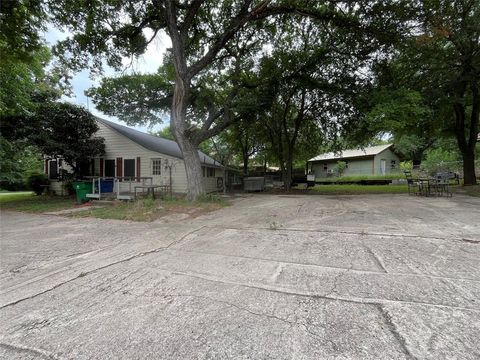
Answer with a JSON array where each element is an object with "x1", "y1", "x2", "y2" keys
[
  {"x1": 323, "y1": 164, "x2": 328, "y2": 171},
  {"x1": 48, "y1": 160, "x2": 58, "y2": 179},
  {"x1": 124, "y1": 159, "x2": 135, "y2": 178},
  {"x1": 105, "y1": 160, "x2": 115, "y2": 177},
  {"x1": 391, "y1": 160, "x2": 396, "y2": 169},
  {"x1": 202, "y1": 166, "x2": 215, "y2": 177},
  {"x1": 152, "y1": 159, "x2": 162, "y2": 175}
]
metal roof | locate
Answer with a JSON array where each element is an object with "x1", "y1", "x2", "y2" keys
[
  {"x1": 96, "y1": 118, "x2": 221, "y2": 167},
  {"x1": 308, "y1": 144, "x2": 393, "y2": 162}
]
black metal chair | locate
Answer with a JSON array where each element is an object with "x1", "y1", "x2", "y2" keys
[
  {"x1": 433, "y1": 172, "x2": 452, "y2": 197},
  {"x1": 403, "y1": 170, "x2": 420, "y2": 195}
]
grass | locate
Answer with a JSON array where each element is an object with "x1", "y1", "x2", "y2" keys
[
  {"x1": 315, "y1": 173, "x2": 406, "y2": 183},
  {"x1": 307, "y1": 184, "x2": 409, "y2": 195},
  {"x1": 453, "y1": 184, "x2": 480, "y2": 197},
  {"x1": 70, "y1": 194, "x2": 229, "y2": 222},
  {"x1": 0, "y1": 191, "x2": 229, "y2": 220},
  {"x1": 0, "y1": 192, "x2": 76, "y2": 212}
]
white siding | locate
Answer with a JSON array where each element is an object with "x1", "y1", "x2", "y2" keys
[
  {"x1": 373, "y1": 148, "x2": 400, "y2": 175},
  {"x1": 95, "y1": 122, "x2": 222, "y2": 194},
  {"x1": 310, "y1": 158, "x2": 374, "y2": 177}
]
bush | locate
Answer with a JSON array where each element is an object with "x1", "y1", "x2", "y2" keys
[
  {"x1": 0, "y1": 180, "x2": 28, "y2": 191},
  {"x1": 26, "y1": 173, "x2": 49, "y2": 195},
  {"x1": 400, "y1": 161, "x2": 413, "y2": 171},
  {"x1": 334, "y1": 161, "x2": 347, "y2": 176},
  {"x1": 197, "y1": 193, "x2": 226, "y2": 204},
  {"x1": 421, "y1": 148, "x2": 460, "y2": 176}
]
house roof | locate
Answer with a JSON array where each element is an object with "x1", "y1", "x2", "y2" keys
[
  {"x1": 96, "y1": 118, "x2": 221, "y2": 167},
  {"x1": 308, "y1": 144, "x2": 394, "y2": 162}
]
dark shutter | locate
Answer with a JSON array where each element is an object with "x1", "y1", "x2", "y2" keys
[
  {"x1": 136, "y1": 157, "x2": 141, "y2": 179},
  {"x1": 100, "y1": 158, "x2": 104, "y2": 177},
  {"x1": 45, "y1": 159, "x2": 49, "y2": 175},
  {"x1": 116, "y1": 157, "x2": 123, "y2": 178}
]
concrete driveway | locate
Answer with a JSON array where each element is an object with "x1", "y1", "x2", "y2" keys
[{"x1": 1, "y1": 194, "x2": 479, "y2": 359}]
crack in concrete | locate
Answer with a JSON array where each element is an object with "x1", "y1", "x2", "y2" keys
[
  {"x1": 167, "y1": 247, "x2": 480, "y2": 283},
  {"x1": 0, "y1": 342, "x2": 59, "y2": 359},
  {"x1": 376, "y1": 305, "x2": 418, "y2": 360},
  {"x1": 362, "y1": 242, "x2": 388, "y2": 273},
  {"x1": 170, "y1": 270, "x2": 480, "y2": 312},
  {"x1": 0, "y1": 226, "x2": 205, "y2": 309},
  {"x1": 210, "y1": 225, "x2": 479, "y2": 244}
]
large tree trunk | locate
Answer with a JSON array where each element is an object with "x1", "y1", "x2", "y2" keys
[
  {"x1": 285, "y1": 158, "x2": 293, "y2": 191},
  {"x1": 242, "y1": 152, "x2": 249, "y2": 176},
  {"x1": 462, "y1": 148, "x2": 476, "y2": 186},
  {"x1": 454, "y1": 98, "x2": 478, "y2": 185},
  {"x1": 170, "y1": 77, "x2": 206, "y2": 200}
]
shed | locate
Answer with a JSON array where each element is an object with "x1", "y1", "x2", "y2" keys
[{"x1": 307, "y1": 144, "x2": 400, "y2": 177}]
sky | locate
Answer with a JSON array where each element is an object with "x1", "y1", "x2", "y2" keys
[{"x1": 44, "y1": 26, "x2": 171, "y2": 133}]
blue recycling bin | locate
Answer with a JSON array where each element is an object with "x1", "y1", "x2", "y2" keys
[{"x1": 98, "y1": 179, "x2": 114, "y2": 193}]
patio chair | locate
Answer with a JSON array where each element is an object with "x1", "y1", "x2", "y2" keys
[
  {"x1": 403, "y1": 170, "x2": 420, "y2": 195},
  {"x1": 433, "y1": 172, "x2": 452, "y2": 197}
]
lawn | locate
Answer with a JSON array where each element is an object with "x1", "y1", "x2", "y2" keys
[
  {"x1": 307, "y1": 184, "x2": 409, "y2": 195},
  {"x1": 453, "y1": 184, "x2": 480, "y2": 197},
  {"x1": 314, "y1": 173, "x2": 407, "y2": 183},
  {"x1": 70, "y1": 195, "x2": 229, "y2": 222},
  {"x1": 0, "y1": 191, "x2": 229, "y2": 221},
  {"x1": 0, "y1": 192, "x2": 77, "y2": 212}
]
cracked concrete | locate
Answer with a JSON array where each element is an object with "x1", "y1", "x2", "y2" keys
[{"x1": 1, "y1": 193, "x2": 479, "y2": 359}]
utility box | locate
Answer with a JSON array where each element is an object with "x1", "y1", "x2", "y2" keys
[{"x1": 244, "y1": 177, "x2": 265, "y2": 192}]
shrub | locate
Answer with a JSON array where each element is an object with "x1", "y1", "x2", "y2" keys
[
  {"x1": 0, "y1": 180, "x2": 28, "y2": 191},
  {"x1": 334, "y1": 161, "x2": 347, "y2": 176},
  {"x1": 26, "y1": 173, "x2": 49, "y2": 195},
  {"x1": 421, "y1": 148, "x2": 460, "y2": 176},
  {"x1": 197, "y1": 193, "x2": 225, "y2": 204},
  {"x1": 400, "y1": 161, "x2": 413, "y2": 171}
]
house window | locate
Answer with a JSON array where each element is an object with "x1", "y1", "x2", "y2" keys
[
  {"x1": 345, "y1": 161, "x2": 349, "y2": 169},
  {"x1": 323, "y1": 164, "x2": 328, "y2": 171},
  {"x1": 152, "y1": 159, "x2": 162, "y2": 175},
  {"x1": 105, "y1": 160, "x2": 115, "y2": 177},
  {"x1": 124, "y1": 159, "x2": 135, "y2": 178},
  {"x1": 48, "y1": 160, "x2": 58, "y2": 179},
  {"x1": 391, "y1": 160, "x2": 396, "y2": 169},
  {"x1": 203, "y1": 166, "x2": 215, "y2": 177}
]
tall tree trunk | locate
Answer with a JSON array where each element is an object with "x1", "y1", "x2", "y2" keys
[
  {"x1": 242, "y1": 152, "x2": 249, "y2": 176},
  {"x1": 453, "y1": 81, "x2": 478, "y2": 185},
  {"x1": 462, "y1": 149, "x2": 476, "y2": 185},
  {"x1": 170, "y1": 77, "x2": 205, "y2": 200},
  {"x1": 285, "y1": 156, "x2": 293, "y2": 191}
]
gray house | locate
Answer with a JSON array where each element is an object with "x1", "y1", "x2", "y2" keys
[{"x1": 307, "y1": 144, "x2": 400, "y2": 177}]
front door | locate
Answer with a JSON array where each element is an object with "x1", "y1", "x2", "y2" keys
[
  {"x1": 151, "y1": 158, "x2": 163, "y2": 185},
  {"x1": 380, "y1": 159, "x2": 386, "y2": 175}
]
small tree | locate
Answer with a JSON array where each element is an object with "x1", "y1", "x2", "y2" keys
[
  {"x1": 335, "y1": 161, "x2": 347, "y2": 177},
  {"x1": 28, "y1": 102, "x2": 105, "y2": 175}
]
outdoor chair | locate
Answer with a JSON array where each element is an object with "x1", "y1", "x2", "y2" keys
[
  {"x1": 403, "y1": 170, "x2": 420, "y2": 195},
  {"x1": 432, "y1": 172, "x2": 452, "y2": 197}
]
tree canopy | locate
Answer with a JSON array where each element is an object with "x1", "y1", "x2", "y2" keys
[{"x1": 47, "y1": 0, "x2": 408, "y2": 198}]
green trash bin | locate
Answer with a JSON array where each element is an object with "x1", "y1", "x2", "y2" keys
[{"x1": 73, "y1": 181, "x2": 93, "y2": 203}]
